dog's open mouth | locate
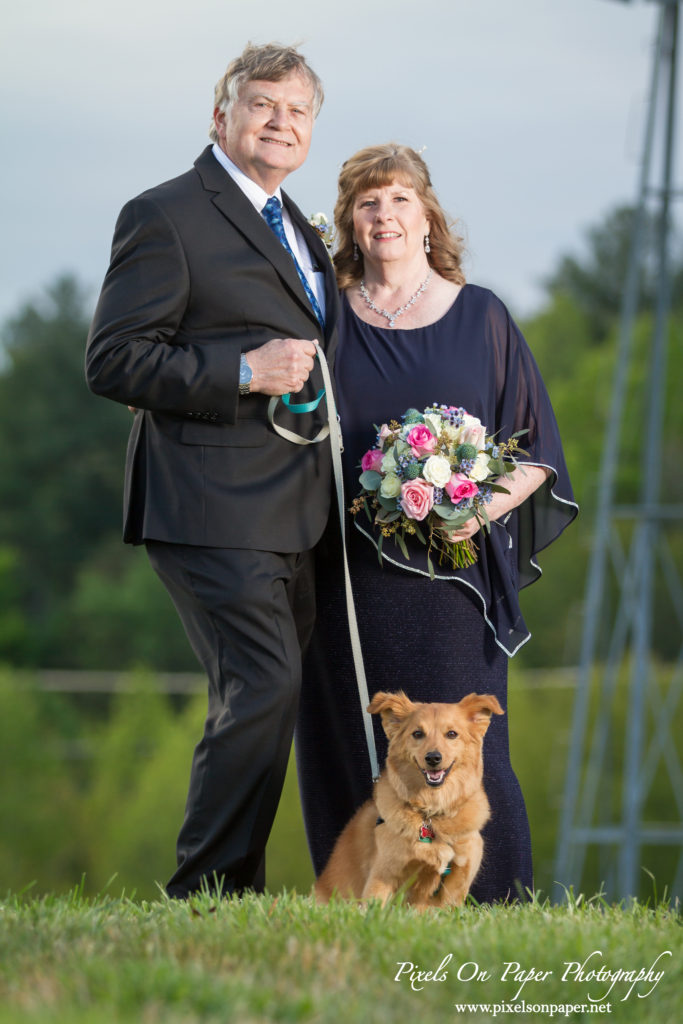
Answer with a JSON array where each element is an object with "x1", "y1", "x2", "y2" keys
[{"x1": 420, "y1": 763, "x2": 454, "y2": 787}]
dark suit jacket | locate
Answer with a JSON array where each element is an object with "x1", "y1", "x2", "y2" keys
[{"x1": 86, "y1": 146, "x2": 339, "y2": 551}]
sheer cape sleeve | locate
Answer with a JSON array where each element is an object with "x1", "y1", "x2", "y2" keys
[{"x1": 488, "y1": 290, "x2": 578, "y2": 592}]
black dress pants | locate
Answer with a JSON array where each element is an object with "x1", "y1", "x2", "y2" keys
[{"x1": 146, "y1": 541, "x2": 316, "y2": 898}]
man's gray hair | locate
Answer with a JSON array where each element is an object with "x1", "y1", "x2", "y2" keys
[{"x1": 209, "y1": 42, "x2": 324, "y2": 141}]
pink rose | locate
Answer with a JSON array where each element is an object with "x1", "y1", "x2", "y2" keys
[
  {"x1": 445, "y1": 473, "x2": 480, "y2": 503},
  {"x1": 377, "y1": 424, "x2": 392, "y2": 446},
  {"x1": 406, "y1": 424, "x2": 437, "y2": 457},
  {"x1": 361, "y1": 448, "x2": 385, "y2": 473},
  {"x1": 400, "y1": 479, "x2": 435, "y2": 521},
  {"x1": 460, "y1": 414, "x2": 486, "y2": 450}
]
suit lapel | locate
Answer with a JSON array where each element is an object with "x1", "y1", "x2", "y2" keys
[{"x1": 194, "y1": 148, "x2": 319, "y2": 328}]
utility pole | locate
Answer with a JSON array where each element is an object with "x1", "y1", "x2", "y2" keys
[{"x1": 555, "y1": 0, "x2": 683, "y2": 902}]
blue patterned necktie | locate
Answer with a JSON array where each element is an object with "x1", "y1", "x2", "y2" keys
[{"x1": 262, "y1": 196, "x2": 324, "y2": 327}]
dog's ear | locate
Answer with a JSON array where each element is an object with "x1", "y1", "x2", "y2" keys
[
  {"x1": 367, "y1": 691, "x2": 415, "y2": 739},
  {"x1": 458, "y1": 693, "x2": 505, "y2": 735}
]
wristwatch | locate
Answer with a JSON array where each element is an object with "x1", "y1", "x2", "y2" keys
[{"x1": 239, "y1": 354, "x2": 253, "y2": 396}]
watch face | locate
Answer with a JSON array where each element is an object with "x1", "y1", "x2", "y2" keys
[{"x1": 239, "y1": 356, "x2": 252, "y2": 384}]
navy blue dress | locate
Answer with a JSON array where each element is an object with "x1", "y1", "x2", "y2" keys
[{"x1": 296, "y1": 285, "x2": 577, "y2": 902}]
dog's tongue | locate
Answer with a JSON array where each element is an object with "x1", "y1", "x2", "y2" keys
[{"x1": 428, "y1": 770, "x2": 445, "y2": 783}]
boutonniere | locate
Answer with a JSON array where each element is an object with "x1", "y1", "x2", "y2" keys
[{"x1": 308, "y1": 212, "x2": 335, "y2": 256}]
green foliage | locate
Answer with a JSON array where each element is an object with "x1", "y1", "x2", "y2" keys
[
  {"x1": 0, "y1": 277, "x2": 127, "y2": 580},
  {"x1": 0, "y1": 669, "x2": 82, "y2": 888},
  {"x1": 0, "y1": 276, "x2": 195, "y2": 669},
  {"x1": 55, "y1": 537, "x2": 196, "y2": 670},
  {"x1": 79, "y1": 671, "x2": 200, "y2": 893},
  {"x1": 517, "y1": 294, "x2": 683, "y2": 667},
  {"x1": 0, "y1": 276, "x2": 131, "y2": 664},
  {"x1": 0, "y1": 546, "x2": 30, "y2": 661},
  {"x1": 0, "y1": 672, "x2": 313, "y2": 901},
  {"x1": 0, "y1": 889, "x2": 680, "y2": 1024}
]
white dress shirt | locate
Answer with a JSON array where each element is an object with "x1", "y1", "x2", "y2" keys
[{"x1": 211, "y1": 144, "x2": 326, "y2": 323}]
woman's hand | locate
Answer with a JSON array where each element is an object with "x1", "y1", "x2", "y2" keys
[
  {"x1": 439, "y1": 519, "x2": 481, "y2": 543},
  {"x1": 439, "y1": 466, "x2": 551, "y2": 543}
]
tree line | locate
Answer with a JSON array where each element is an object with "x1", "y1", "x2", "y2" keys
[{"x1": 0, "y1": 205, "x2": 680, "y2": 670}]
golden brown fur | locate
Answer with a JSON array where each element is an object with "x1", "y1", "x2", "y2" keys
[{"x1": 315, "y1": 691, "x2": 504, "y2": 910}]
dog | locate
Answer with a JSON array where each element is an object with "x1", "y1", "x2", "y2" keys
[{"x1": 315, "y1": 690, "x2": 504, "y2": 910}]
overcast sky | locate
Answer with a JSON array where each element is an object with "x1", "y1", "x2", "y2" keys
[{"x1": 1, "y1": 0, "x2": 670, "y2": 327}]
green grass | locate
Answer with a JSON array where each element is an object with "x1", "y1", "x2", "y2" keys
[{"x1": 0, "y1": 888, "x2": 680, "y2": 1023}]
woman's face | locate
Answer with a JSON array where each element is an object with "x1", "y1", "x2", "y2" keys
[{"x1": 351, "y1": 181, "x2": 430, "y2": 269}]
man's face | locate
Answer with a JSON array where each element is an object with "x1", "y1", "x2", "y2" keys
[{"x1": 214, "y1": 72, "x2": 315, "y2": 192}]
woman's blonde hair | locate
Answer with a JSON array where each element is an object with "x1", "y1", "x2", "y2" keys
[{"x1": 333, "y1": 143, "x2": 466, "y2": 290}]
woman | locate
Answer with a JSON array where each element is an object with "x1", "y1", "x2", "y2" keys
[{"x1": 296, "y1": 144, "x2": 577, "y2": 902}]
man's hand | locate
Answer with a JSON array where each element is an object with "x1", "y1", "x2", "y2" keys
[{"x1": 245, "y1": 338, "x2": 317, "y2": 396}]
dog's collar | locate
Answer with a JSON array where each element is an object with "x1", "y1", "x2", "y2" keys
[{"x1": 375, "y1": 813, "x2": 438, "y2": 842}]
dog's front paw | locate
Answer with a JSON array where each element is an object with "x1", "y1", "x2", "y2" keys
[
  {"x1": 437, "y1": 845, "x2": 454, "y2": 875},
  {"x1": 418, "y1": 839, "x2": 453, "y2": 874}
]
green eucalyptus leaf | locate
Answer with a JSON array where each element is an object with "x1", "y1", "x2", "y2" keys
[
  {"x1": 375, "y1": 509, "x2": 401, "y2": 524},
  {"x1": 359, "y1": 470, "x2": 382, "y2": 490},
  {"x1": 432, "y1": 504, "x2": 460, "y2": 520}
]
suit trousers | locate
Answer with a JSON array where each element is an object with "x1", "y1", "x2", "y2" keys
[{"x1": 145, "y1": 541, "x2": 316, "y2": 898}]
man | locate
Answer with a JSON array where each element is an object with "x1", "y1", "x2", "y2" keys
[{"x1": 86, "y1": 43, "x2": 338, "y2": 898}]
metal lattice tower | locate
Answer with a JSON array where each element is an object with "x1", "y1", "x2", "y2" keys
[{"x1": 555, "y1": 0, "x2": 683, "y2": 902}]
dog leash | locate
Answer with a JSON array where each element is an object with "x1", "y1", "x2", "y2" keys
[{"x1": 268, "y1": 344, "x2": 380, "y2": 782}]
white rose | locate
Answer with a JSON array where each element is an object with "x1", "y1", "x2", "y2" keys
[
  {"x1": 424, "y1": 413, "x2": 443, "y2": 439},
  {"x1": 381, "y1": 449, "x2": 398, "y2": 473},
  {"x1": 380, "y1": 473, "x2": 402, "y2": 498},
  {"x1": 461, "y1": 414, "x2": 486, "y2": 450},
  {"x1": 441, "y1": 423, "x2": 461, "y2": 445},
  {"x1": 469, "y1": 452, "x2": 491, "y2": 482},
  {"x1": 422, "y1": 455, "x2": 452, "y2": 488},
  {"x1": 310, "y1": 212, "x2": 328, "y2": 226}
]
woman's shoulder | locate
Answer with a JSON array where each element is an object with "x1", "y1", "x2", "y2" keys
[
  {"x1": 461, "y1": 282, "x2": 509, "y2": 313},
  {"x1": 456, "y1": 283, "x2": 515, "y2": 337}
]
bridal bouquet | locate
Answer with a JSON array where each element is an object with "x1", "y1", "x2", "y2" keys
[{"x1": 350, "y1": 404, "x2": 527, "y2": 575}]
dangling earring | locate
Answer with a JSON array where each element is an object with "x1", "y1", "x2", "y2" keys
[
  {"x1": 424, "y1": 233, "x2": 431, "y2": 254},
  {"x1": 353, "y1": 241, "x2": 359, "y2": 261}
]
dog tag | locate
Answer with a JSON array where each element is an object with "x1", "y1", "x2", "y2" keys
[{"x1": 419, "y1": 822, "x2": 435, "y2": 843}]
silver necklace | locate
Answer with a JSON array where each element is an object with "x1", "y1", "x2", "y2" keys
[{"x1": 359, "y1": 269, "x2": 433, "y2": 328}]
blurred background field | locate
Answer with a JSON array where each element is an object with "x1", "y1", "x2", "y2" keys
[{"x1": 1, "y1": 662, "x2": 680, "y2": 904}]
